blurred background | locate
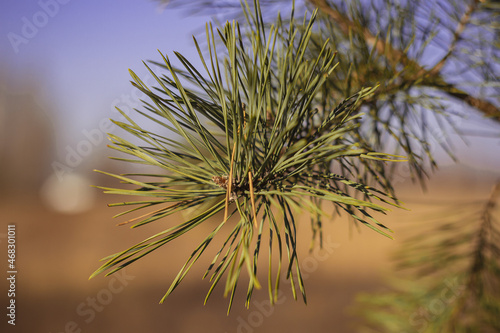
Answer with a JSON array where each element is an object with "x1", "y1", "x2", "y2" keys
[{"x1": 0, "y1": 0, "x2": 499, "y2": 332}]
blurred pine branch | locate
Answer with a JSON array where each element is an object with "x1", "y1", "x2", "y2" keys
[{"x1": 354, "y1": 182, "x2": 500, "y2": 332}]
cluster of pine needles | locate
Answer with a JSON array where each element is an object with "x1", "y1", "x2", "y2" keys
[{"x1": 89, "y1": 1, "x2": 405, "y2": 311}]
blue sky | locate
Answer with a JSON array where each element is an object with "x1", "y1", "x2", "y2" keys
[{"x1": 1, "y1": 0, "x2": 209, "y2": 147}]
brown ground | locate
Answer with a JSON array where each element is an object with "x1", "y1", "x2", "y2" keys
[{"x1": 1, "y1": 163, "x2": 498, "y2": 333}]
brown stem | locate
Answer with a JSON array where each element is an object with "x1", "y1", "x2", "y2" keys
[{"x1": 427, "y1": 0, "x2": 479, "y2": 76}]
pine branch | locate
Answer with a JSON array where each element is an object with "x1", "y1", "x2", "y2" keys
[
  {"x1": 354, "y1": 181, "x2": 500, "y2": 332},
  {"x1": 308, "y1": 0, "x2": 500, "y2": 122},
  {"x1": 91, "y1": 0, "x2": 405, "y2": 311},
  {"x1": 446, "y1": 182, "x2": 500, "y2": 331}
]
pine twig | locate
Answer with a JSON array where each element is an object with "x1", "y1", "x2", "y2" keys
[{"x1": 308, "y1": 0, "x2": 500, "y2": 122}]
